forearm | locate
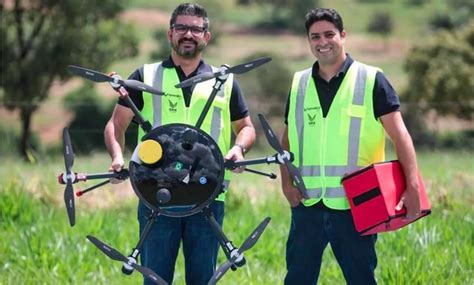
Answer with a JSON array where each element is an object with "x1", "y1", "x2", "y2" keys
[
  {"x1": 232, "y1": 116, "x2": 256, "y2": 153},
  {"x1": 394, "y1": 129, "x2": 419, "y2": 191},
  {"x1": 234, "y1": 125, "x2": 256, "y2": 152},
  {"x1": 104, "y1": 119, "x2": 126, "y2": 161},
  {"x1": 382, "y1": 112, "x2": 420, "y2": 191}
]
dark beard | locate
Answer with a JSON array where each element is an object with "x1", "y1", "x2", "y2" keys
[{"x1": 172, "y1": 40, "x2": 205, "y2": 59}]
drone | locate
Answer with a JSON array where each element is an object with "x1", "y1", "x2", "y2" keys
[{"x1": 57, "y1": 57, "x2": 308, "y2": 284}]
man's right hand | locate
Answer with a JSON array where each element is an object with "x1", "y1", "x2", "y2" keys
[{"x1": 109, "y1": 156, "x2": 125, "y2": 184}]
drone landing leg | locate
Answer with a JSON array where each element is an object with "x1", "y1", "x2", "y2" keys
[
  {"x1": 122, "y1": 210, "x2": 159, "y2": 275},
  {"x1": 202, "y1": 206, "x2": 246, "y2": 270},
  {"x1": 76, "y1": 180, "x2": 110, "y2": 196}
]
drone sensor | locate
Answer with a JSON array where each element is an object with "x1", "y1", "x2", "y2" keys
[{"x1": 138, "y1": 140, "x2": 163, "y2": 165}]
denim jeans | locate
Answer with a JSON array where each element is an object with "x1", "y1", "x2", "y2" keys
[
  {"x1": 284, "y1": 203, "x2": 378, "y2": 285},
  {"x1": 138, "y1": 201, "x2": 225, "y2": 285}
]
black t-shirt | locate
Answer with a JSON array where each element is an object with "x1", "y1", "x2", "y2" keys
[
  {"x1": 118, "y1": 57, "x2": 249, "y2": 122},
  {"x1": 284, "y1": 54, "x2": 400, "y2": 123}
]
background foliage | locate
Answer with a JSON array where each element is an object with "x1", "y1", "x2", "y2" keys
[
  {"x1": 0, "y1": 0, "x2": 138, "y2": 160},
  {"x1": 0, "y1": 1, "x2": 472, "y2": 283}
]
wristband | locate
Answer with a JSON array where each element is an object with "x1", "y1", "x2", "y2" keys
[{"x1": 234, "y1": 143, "x2": 246, "y2": 154}]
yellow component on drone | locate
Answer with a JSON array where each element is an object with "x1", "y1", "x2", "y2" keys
[{"x1": 138, "y1": 140, "x2": 163, "y2": 164}]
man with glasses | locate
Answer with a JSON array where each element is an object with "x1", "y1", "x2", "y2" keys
[{"x1": 104, "y1": 3, "x2": 255, "y2": 284}]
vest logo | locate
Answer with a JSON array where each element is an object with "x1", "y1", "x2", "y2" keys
[
  {"x1": 304, "y1": 106, "x2": 320, "y2": 112},
  {"x1": 307, "y1": 113, "x2": 316, "y2": 126},
  {"x1": 168, "y1": 99, "x2": 178, "y2": 112}
]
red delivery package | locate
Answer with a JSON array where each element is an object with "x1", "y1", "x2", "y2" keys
[{"x1": 341, "y1": 160, "x2": 431, "y2": 235}]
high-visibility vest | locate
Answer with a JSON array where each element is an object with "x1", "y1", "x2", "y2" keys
[
  {"x1": 287, "y1": 61, "x2": 385, "y2": 210},
  {"x1": 140, "y1": 62, "x2": 234, "y2": 201}
]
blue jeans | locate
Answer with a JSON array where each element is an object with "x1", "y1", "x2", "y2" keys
[
  {"x1": 138, "y1": 201, "x2": 225, "y2": 285},
  {"x1": 285, "y1": 203, "x2": 378, "y2": 285}
]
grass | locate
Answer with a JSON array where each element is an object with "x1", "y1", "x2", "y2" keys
[{"x1": 0, "y1": 150, "x2": 473, "y2": 284}]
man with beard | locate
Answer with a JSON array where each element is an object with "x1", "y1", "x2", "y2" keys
[
  {"x1": 280, "y1": 8, "x2": 421, "y2": 284},
  {"x1": 104, "y1": 3, "x2": 255, "y2": 284}
]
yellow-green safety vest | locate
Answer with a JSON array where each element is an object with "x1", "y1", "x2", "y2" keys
[
  {"x1": 288, "y1": 61, "x2": 385, "y2": 210},
  {"x1": 140, "y1": 62, "x2": 234, "y2": 201}
]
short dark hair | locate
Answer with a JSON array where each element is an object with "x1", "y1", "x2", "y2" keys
[
  {"x1": 304, "y1": 8, "x2": 344, "y2": 34},
  {"x1": 170, "y1": 3, "x2": 209, "y2": 30}
]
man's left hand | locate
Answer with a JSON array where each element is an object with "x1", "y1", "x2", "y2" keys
[
  {"x1": 224, "y1": 145, "x2": 245, "y2": 173},
  {"x1": 395, "y1": 186, "x2": 421, "y2": 221}
]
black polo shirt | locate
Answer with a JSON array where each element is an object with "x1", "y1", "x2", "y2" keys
[
  {"x1": 284, "y1": 54, "x2": 400, "y2": 123},
  {"x1": 118, "y1": 57, "x2": 249, "y2": 122}
]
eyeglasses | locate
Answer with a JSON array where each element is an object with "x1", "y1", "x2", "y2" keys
[{"x1": 172, "y1": 24, "x2": 207, "y2": 36}]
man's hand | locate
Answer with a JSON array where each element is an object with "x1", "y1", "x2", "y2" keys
[
  {"x1": 283, "y1": 184, "x2": 303, "y2": 208},
  {"x1": 108, "y1": 71, "x2": 129, "y2": 99},
  {"x1": 395, "y1": 185, "x2": 421, "y2": 221},
  {"x1": 109, "y1": 156, "x2": 125, "y2": 184},
  {"x1": 224, "y1": 145, "x2": 245, "y2": 173}
]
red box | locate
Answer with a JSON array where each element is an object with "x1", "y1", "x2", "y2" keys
[{"x1": 341, "y1": 160, "x2": 431, "y2": 235}]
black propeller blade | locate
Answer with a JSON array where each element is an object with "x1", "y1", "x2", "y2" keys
[
  {"x1": 176, "y1": 57, "x2": 272, "y2": 89},
  {"x1": 67, "y1": 65, "x2": 165, "y2": 96},
  {"x1": 87, "y1": 235, "x2": 168, "y2": 285},
  {"x1": 239, "y1": 217, "x2": 271, "y2": 252},
  {"x1": 62, "y1": 127, "x2": 76, "y2": 226},
  {"x1": 257, "y1": 114, "x2": 309, "y2": 199},
  {"x1": 208, "y1": 217, "x2": 271, "y2": 285}
]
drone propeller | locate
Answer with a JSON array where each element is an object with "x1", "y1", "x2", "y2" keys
[
  {"x1": 208, "y1": 217, "x2": 271, "y2": 285},
  {"x1": 67, "y1": 65, "x2": 165, "y2": 96},
  {"x1": 257, "y1": 114, "x2": 309, "y2": 199},
  {"x1": 176, "y1": 57, "x2": 272, "y2": 89},
  {"x1": 62, "y1": 127, "x2": 76, "y2": 226},
  {"x1": 86, "y1": 235, "x2": 168, "y2": 285}
]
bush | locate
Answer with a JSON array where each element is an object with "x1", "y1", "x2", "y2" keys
[
  {"x1": 403, "y1": 22, "x2": 474, "y2": 121},
  {"x1": 63, "y1": 82, "x2": 114, "y2": 154},
  {"x1": 238, "y1": 52, "x2": 292, "y2": 118},
  {"x1": 367, "y1": 11, "x2": 393, "y2": 37}
]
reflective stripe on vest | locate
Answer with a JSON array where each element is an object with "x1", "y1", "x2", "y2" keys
[
  {"x1": 140, "y1": 62, "x2": 233, "y2": 199},
  {"x1": 288, "y1": 61, "x2": 384, "y2": 209}
]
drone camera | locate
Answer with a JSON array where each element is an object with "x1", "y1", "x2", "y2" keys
[
  {"x1": 156, "y1": 188, "x2": 171, "y2": 204},
  {"x1": 182, "y1": 129, "x2": 198, "y2": 151}
]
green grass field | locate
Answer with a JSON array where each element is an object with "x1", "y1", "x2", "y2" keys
[
  {"x1": 0, "y1": 150, "x2": 472, "y2": 284},
  {"x1": 1, "y1": 1, "x2": 472, "y2": 284}
]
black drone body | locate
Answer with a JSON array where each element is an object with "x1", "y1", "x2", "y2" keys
[
  {"x1": 129, "y1": 123, "x2": 224, "y2": 217},
  {"x1": 58, "y1": 57, "x2": 307, "y2": 284}
]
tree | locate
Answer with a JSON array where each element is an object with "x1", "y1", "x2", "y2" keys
[
  {"x1": 254, "y1": 0, "x2": 318, "y2": 31},
  {"x1": 429, "y1": 0, "x2": 473, "y2": 31},
  {"x1": 367, "y1": 11, "x2": 393, "y2": 50},
  {"x1": 0, "y1": 0, "x2": 138, "y2": 161},
  {"x1": 402, "y1": 21, "x2": 473, "y2": 141}
]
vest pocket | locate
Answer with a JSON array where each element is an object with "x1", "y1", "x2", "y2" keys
[{"x1": 340, "y1": 105, "x2": 366, "y2": 135}]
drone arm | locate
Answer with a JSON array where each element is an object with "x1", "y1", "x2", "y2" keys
[
  {"x1": 122, "y1": 96, "x2": 152, "y2": 133},
  {"x1": 194, "y1": 68, "x2": 229, "y2": 129},
  {"x1": 224, "y1": 155, "x2": 280, "y2": 169},
  {"x1": 81, "y1": 169, "x2": 129, "y2": 181}
]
